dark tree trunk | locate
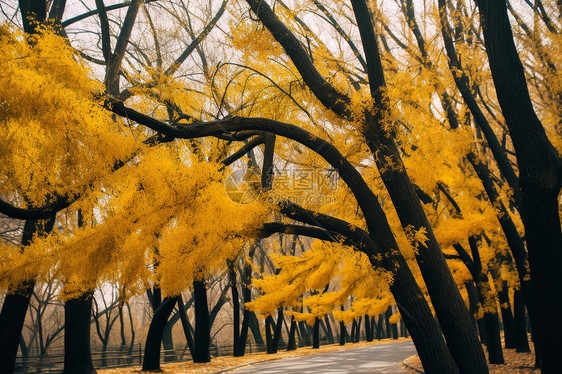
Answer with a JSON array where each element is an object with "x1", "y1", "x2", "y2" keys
[
  {"x1": 265, "y1": 308, "x2": 283, "y2": 353},
  {"x1": 298, "y1": 321, "x2": 310, "y2": 346},
  {"x1": 466, "y1": 154, "x2": 542, "y2": 365},
  {"x1": 265, "y1": 316, "x2": 274, "y2": 353},
  {"x1": 514, "y1": 290, "x2": 530, "y2": 353},
  {"x1": 365, "y1": 314, "x2": 373, "y2": 342},
  {"x1": 354, "y1": 316, "x2": 362, "y2": 343},
  {"x1": 474, "y1": 275, "x2": 504, "y2": 364},
  {"x1": 350, "y1": 319, "x2": 357, "y2": 342},
  {"x1": 483, "y1": 311, "x2": 504, "y2": 364},
  {"x1": 466, "y1": 282, "x2": 487, "y2": 345},
  {"x1": 339, "y1": 321, "x2": 346, "y2": 345},
  {"x1": 498, "y1": 283, "x2": 515, "y2": 349},
  {"x1": 399, "y1": 318, "x2": 406, "y2": 338},
  {"x1": 228, "y1": 262, "x2": 243, "y2": 356},
  {"x1": 177, "y1": 295, "x2": 194, "y2": 355},
  {"x1": 287, "y1": 316, "x2": 297, "y2": 351},
  {"x1": 323, "y1": 315, "x2": 335, "y2": 344},
  {"x1": 385, "y1": 307, "x2": 392, "y2": 339},
  {"x1": 142, "y1": 296, "x2": 178, "y2": 371},
  {"x1": 0, "y1": 283, "x2": 35, "y2": 374},
  {"x1": 0, "y1": 217, "x2": 55, "y2": 374},
  {"x1": 376, "y1": 315, "x2": 384, "y2": 340},
  {"x1": 192, "y1": 279, "x2": 210, "y2": 363},
  {"x1": 238, "y1": 245, "x2": 261, "y2": 354},
  {"x1": 391, "y1": 321, "x2": 398, "y2": 339},
  {"x1": 477, "y1": 3, "x2": 562, "y2": 372},
  {"x1": 312, "y1": 317, "x2": 320, "y2": 348},
  {"x1": 387, "y1": 261, "x2": 460, "y2": 374},
  {"x1": 248, "y1": 311, "x2": 264, "y2": 346},
  {"x1": 63, "y1": 293, "x2": 96, "y2": 374},
  {"x1": 162, "y1": 321, "x2": 176, "y2": 362},
  {"x1": 272, "y1": 309, "x2": 284, "y2": 352}
]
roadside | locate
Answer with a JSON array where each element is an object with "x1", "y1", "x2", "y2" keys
[
  {"x1": 403, "y1": 345, "x2": 540, "y2": 374},
  {"x1": 98, "y1": 337, "x2": 411, "y2": 374}
]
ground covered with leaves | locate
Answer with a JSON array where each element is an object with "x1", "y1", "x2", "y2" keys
[
  {"x1": 98, "y1": 337, "x2": 411, "y2": 373},
  {"x1": 404, "y1": 344, "x2": 540, "y2": 374}
]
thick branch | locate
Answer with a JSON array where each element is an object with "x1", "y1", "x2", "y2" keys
[
  {"x1": 244, "y1": 0, "x2": 353, "y2": 119},
  {"x1": 222, "y1": 135, "x2": 265, "y2": 167}
]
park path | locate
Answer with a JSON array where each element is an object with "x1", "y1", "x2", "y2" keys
[{"x1": 228, "y1": 341, "x2": 416, "y2": 373}]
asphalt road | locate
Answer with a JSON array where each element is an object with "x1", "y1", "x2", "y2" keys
[{"x1": 229, "y1": 341, "x2": 417, "y2": 374}]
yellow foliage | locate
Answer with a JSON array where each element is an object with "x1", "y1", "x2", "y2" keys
[{"x1": 0, "y1": 25, "x2": 137, "y2": 207}]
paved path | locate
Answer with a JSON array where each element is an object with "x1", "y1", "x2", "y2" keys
[{"x1": 230, "y1": 341, "x2": 416, "y2": 373}]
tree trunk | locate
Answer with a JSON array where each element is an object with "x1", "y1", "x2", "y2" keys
[
  {"x1": 513, "y1": 290, "x2": 530, "y2": 353},
  {"x1": 483, "y1": 311, "x2": 504, "y2": 364},
  {"x1": 474, "y1": 275, "x2": 504, "y2": 364},
  {"x1": 387, "y1": 261, "x2": 460, "y2": 374},
  {"x1": 354, "y1": 316, "x2": 362, "y2": 342},
  {"x1": 272, "y1": 308, "x2": 283, "y2": 352},
  {"x1": 298, "y1": 321, "x2": 310, "y2": 346},
  {"x1": 63, "y1": 293, "x2": 96, "y2": 374},
  {"x1": 391, "y1": 321, "x2": 398, "y2": 339},
  {"x1": 0, "y1": 283, "x2": 35, "y2": 374},
  {"x1": 287, "y1": 316, "x2": 297, "y2": 351},
  {"x1": 339, "y1": 320, "x2": 346, "y2": 346},
  {"x1": 192, "y1": 279, "x2": 210, "y2": 363},
  {"x1": 350, "y1": 319, "x2": 357, "y2": 342},
  {"x1": 248, "y1": 311, "x2": 264, "y2": 346},
  {"x1": 177, "y1": 295, "x2": 194, "y2": 354},
  {"x1": 228, "y1": 262, "x2": 243, "y2": 356},
  {"x1": 312, "y1": 317, "x2": 320, "y2": 348},
  {"x1": 265, "y1": 316, "x2": 274, "y2": 353},
  {"x1": 142, "y1": 296, "x2": 178, "y2": 371},
  {"x1": 497, "y1": 284, "x2": 515, "y2": 349},
  {"x1": 365, "y1": 314, "x2": 373, "y2": 342},
  {"x1": 376, "y1": 315, "x2": 384, "y2": 340},
  {"x1": 162, "y1": 321, "x2": 176, "y2": 362},
  {"x1": 323, "y1": 315, "x2": 335, "y2": 344},
  {"x1": 385, "y1": 307, "x2": 392, "y2": 339},
  {"x1": 477, "y1": 2, "x2": 562, "y2": 372},
  {"x1": 0, "y1": 217, "x2": 55, "y2": 374},
  {"x1": 466, "y1": 281, "x2": 487, "y2": 345}
]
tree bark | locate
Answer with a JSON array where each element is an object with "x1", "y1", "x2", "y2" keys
[
  {"x1": 513, "y1": 290, "x2": 530, "y2": 353},
  {"x1": 365, "y1": 314, "x2": 373, "y2": 342},
  {"x1": 312, "y1": 317, "x2": 320, "y2": 348},
  {"x1": 63, "y1": 293, "x2": 96, "y2": 374},
  {"x1": 477, "y1": 3, "x2": 562, "y2": 372},
  {"x1": 376, "y1": 315, "x2": 384, "y2": 340},
  {"x1": 228, "y1": 261, "x2": 243, "y2": 356},
  {"x1": 0, "y1": 217, "x2": 55, "y2": 374},
  {"x1": 192, "y1": 279, "x2": 210, "y2": 363},
  {"x1": 142, "y1": 296, "x2": 178, "y2": 371},
  {"x1": 323, "y1": 315, "x2": 335, "y2": 344},
  {"x1": 498, "y1": 283, "x2": 515, "y2": 349},
  {"x1": 287, "y1": 316, "x2": 297, "y2": 351}
]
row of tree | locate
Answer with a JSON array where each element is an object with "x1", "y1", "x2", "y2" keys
[{"x1": 0, "y1": 0, "x2": 560, "y2": 374}]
